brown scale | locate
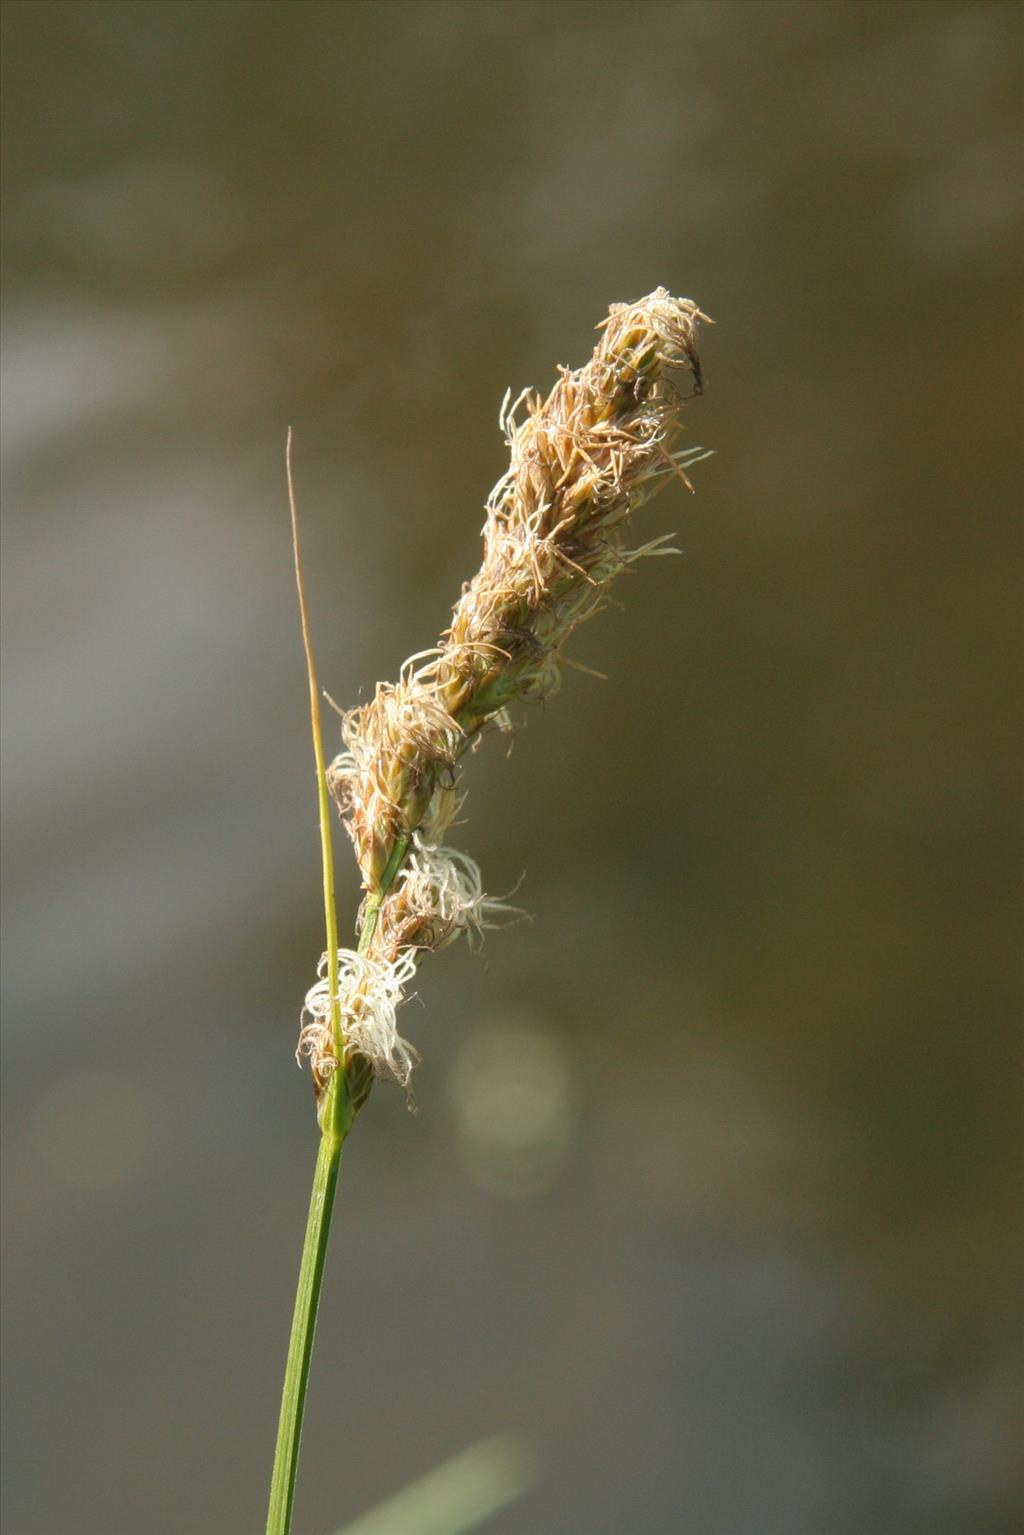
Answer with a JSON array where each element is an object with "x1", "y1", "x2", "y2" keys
[{"x1": 330, "y1": 291, "x2": 708, "y2": 915}]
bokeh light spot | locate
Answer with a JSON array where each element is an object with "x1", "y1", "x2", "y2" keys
[{"x1": 449, "y1": 1014, "x2": 574, "y2": 1196}]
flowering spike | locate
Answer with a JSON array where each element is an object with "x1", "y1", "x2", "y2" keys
[{"x1": 301, "y1": 290, "x2": 709, "y2": 1088}]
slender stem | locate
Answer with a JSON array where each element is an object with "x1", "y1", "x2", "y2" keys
[
  {"x1": 286, "y1": 428, "x2": 342, "y2": 1063},
  {"x1": 267, "y1": 433, "x2": 348, "y2": 1535},
  {"x1": 266, "y1": 1121, "x2": 343, "y2": 1535},
  {"x1": 266, "y1": 887, "x2": 403, "y2": 1535},
  {"x1": 357, "y1": 832, "x2": 410, "y2": 956},
  {"x1": 268, "y1": 436, "x2": 413, "y2": 1534}
]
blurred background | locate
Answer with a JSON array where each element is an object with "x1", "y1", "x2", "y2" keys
[{"x1": 1, "y1": 3, "x2": 1021, "y2": 1532}]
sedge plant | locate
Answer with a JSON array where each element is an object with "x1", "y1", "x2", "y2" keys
[{"x1": 267, "y1": 290, "x2": 710, "y2": 1534}]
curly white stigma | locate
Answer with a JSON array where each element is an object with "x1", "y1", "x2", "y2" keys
[
  {"x1": 297, "y1": 947, "x2": 419, "y2": 1088},
  {"x1": 397, "y1": 833, "x2": 517, "y2": 947}
]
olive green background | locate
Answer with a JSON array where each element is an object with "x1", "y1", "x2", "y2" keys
[{"x1": 1, "y1": 3, "x2": 1020, "y2": 1532}]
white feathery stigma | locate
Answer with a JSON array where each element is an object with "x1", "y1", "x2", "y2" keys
[
  {"x1": 397, "y1": 833, "x2": 517, "y2": 947},
  {"x1": 298, "y1": 947, "x2": 419, "y2": 1088}
]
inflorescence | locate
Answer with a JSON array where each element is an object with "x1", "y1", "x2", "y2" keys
[{"x1": 298, "y1": 289, "x2": 709, "y2": 1095}]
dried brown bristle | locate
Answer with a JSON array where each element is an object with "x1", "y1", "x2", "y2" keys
[{"x1": 299, "y1": 289, "x2": 709, "y2": 1089}]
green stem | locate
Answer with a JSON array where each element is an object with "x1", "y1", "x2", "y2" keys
[
  {"x1": 265, "y1": 876, "x2": 405, "y2": 1535},
  {"x1": 268, "y1": 432, "x2": 350, "y2": 1535},
  {"x1": 357, "y1": 832, "x2": 410, "y2": 956},
  {"x1": 269, "y1": 436, "x2": 414, "y2": 1533},
  {"x1": 265, "y1": 1113, "x2": 344, "y2": 1535}
]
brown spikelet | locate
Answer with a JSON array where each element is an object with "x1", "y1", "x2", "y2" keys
[{"x1": 309, "y1": 289, "x2": 709, "y2": 1088}]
